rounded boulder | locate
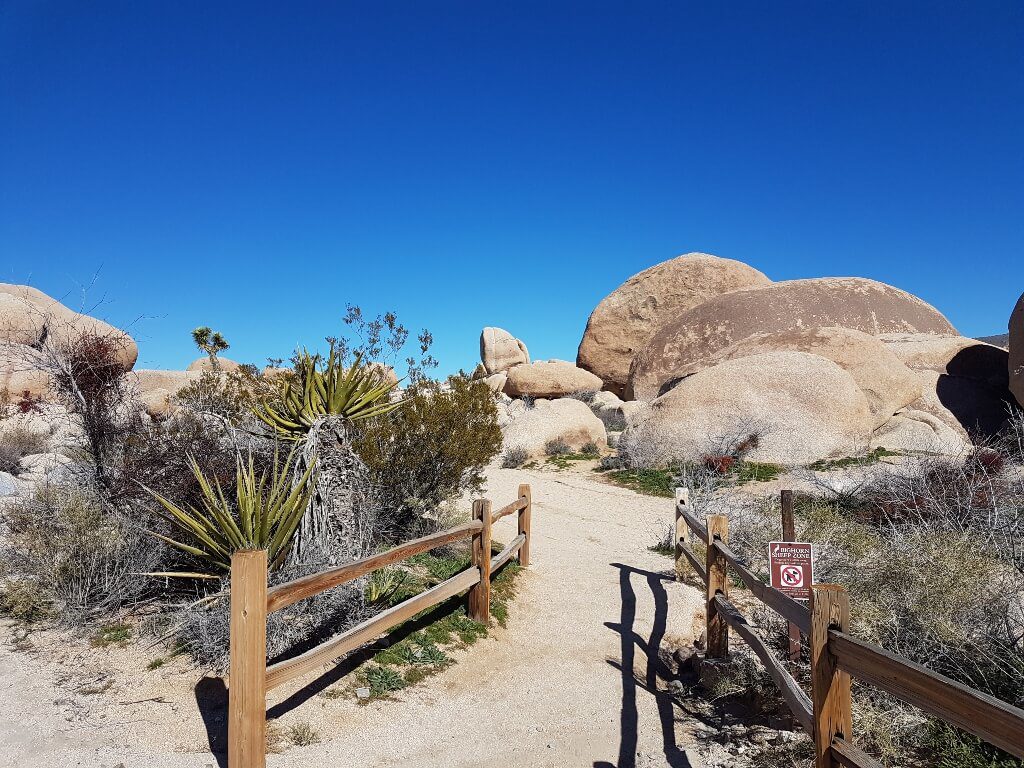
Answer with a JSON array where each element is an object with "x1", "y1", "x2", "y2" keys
[
  {"x1": 628, "y1": 277, "x2": 958, "y2": 400},
  {"x1": 619, "y1": 352, "x2": 875, "y2": 466},
  {"x1": 504, "y1": 360, "x2": 603, "y2": 399},
  {"x1": 577, "y1": 253, "x2": 771, "y2": 397},
  {"x1": 480, "y1": 327, "x2": 529, "y2": 375}
]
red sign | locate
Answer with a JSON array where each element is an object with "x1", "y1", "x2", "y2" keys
[{"x1": 769, "y1": 541, "x2": 813, "y2": 600}]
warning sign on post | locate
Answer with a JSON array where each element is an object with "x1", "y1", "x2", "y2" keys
[{"x1": 769, "y1": 541, "x2": 813, "y2": 600}]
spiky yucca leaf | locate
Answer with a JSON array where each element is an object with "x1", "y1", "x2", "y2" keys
[
  {"x1": 252, "y1": 345, "x2": 401, "y2": 440},
  {"x1": 142, "y1": 447, "x2": 314, "y2": 578}
]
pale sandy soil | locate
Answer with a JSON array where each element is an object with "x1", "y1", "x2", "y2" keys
[{"x1": 0, "y1": 464, "x2": 707, "y2": 768}]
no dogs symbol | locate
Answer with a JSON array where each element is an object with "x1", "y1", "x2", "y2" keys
[{"x1": 781, "y1": 566, "x2": 803, "y2": 588}]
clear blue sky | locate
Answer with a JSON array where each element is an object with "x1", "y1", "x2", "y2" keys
[{"x1": 2, "y1": 2, "x2": 1021, "y2": 374}]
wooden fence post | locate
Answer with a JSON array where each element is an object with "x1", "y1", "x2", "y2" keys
[
  {"x1": 228, "y1": 549, "x2": 268, "y2": 768},
  {"x1": 810, "y1": 584, "x2": 852, "y2": 767},
  {"x1": 469, "y1": 499, "x2": 492, "y2": 623},
  {"x1": 781, "y1": 489, "x2": 802, "y2": 663},
  {"x1": 517, "y1": 483, "x2": 532, "y2": 567},
  {"x1": 674, "y1": 487, "x2": 690, "y2": 581},
  {"x1": 705, "y1": 514, "x2": 729, "y2": 659}
]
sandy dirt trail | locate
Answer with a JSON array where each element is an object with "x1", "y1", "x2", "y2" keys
[{"x1": 0, "y1": 466, "x2": 706, "y2": 768}]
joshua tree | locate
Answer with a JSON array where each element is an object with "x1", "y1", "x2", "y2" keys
[
  {"x1": 253, "y1": 343, "x2": 401, "y2": 564},
  {"x1": 191, "y1": 326, "x2": 230, "y2": 368}
]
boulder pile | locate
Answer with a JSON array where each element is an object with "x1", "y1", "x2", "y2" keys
[{"x1": 483, "y1": 254, "x2": 1018, "y2": 465}]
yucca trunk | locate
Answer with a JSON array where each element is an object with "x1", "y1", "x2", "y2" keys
[{"x1": 289, "y1": 415, "x2": 374, "y2": 565}]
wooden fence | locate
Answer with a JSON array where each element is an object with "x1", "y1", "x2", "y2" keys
[
  {"x1": 673, "y1": 487, "x2": 1024, "y2": 767},
  {"x1": 227, "y1": 484, "x2": 533, "y2": 768}
]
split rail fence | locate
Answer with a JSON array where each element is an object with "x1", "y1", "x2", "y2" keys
[
  {"x1": 673, "y1": 487, "x2": 1024, "y2": 768},
  {"x1": 227, "y1": 484, "x2": 533, "y2": 768}
]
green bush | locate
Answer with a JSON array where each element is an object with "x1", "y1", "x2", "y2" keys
[{"x1": 354, "y1": 375, "x2": 502, "y2": 541}]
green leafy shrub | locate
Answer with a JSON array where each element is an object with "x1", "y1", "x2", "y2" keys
[
  {"x1": 365, "y1": 664, "x2": 406, "y2": 696},
  {"x1": 354, "y1": 375, "x2": 502, "y2": 541}
]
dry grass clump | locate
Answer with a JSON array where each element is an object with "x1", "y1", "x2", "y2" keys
[
  {"x1": 0, "y1": 482, "x2": 160, "y2": 622},
  {"x1": 0, "y1": 426, "x2": 47, "y2": 476},
  {"x1": 721, "y1": 417, "x2": 1024, "y2": 766}
]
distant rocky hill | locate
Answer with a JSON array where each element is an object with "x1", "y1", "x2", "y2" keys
[{"x1": 977, "y1": 333, "x2": 1009, "y2": 349}]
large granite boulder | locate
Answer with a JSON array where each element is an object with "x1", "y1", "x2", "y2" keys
[
  {"x1": 628, "y1": 277, "x2": 958, "y2": 400},
  {"x1": 1011, "y1": 293, "x2": 1024, "y2": 407},
  {"x1": 500, "y1": 397, "x2": 607, "y2": 459},
  {"x1": 504, "y1": 360, "x2": 603, "y2": 399},
  {"x1": 619, "y1": 352, "x2": 874, "y2": 466},
  {"x1": 577, "y1": 253, "x2": 771, "y2": 397},
  {"x1": 0, "y1": 284, "x2": 138, "y2": 371},
  {"x1": 480, "y1": 327, "x2": 529, "y2": 374},
  {"x1": 186, "y1": 356, "x2": 243, "y2": 373},
  {"x1": 663, "y1": 327, "x2": 920, "y2": 429},
  {"x1": 871, "y1": 410, "x2": 968, "y2": 456},
  {"x1": 903, "y1": 369, "x2": 1013, "y2": 441},
  {"x1": 879, "y1": 333, "x2": 1009, "y2": 389},
  {"x1": 0, "y1": 354, "x2": 51, "y2": 399},
  {"x1": 132, "y1": 369, "x2": 204, "y2": 418}
]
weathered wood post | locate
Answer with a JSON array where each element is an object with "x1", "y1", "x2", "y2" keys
[
  {"x1": 705, "y1": 514, "x2": 729, "y2": 659},
  {"x1": 517, "y1": 483, "x2": 532, "y2": 567},
  {"x1": 228, "y1": 549, "x2": 268, "y2": 768},
  {"x1": 810, "y1": 584, "x2": 852, "y2": 767},
  {"x1": 781, "y1": 489, "x2": 802, "y2": 663},
  {"x1": 469, "y1": 498, "x2": 492, "y2": 623},
  {"x1": 674, "y1": 487, "x2": 690, "y2": 581}
]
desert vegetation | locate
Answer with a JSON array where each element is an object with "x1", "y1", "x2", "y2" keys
[
  {"x1": 0, "y1": 306, "x2": 506, "y2": 687},
  {"x1": 657, "y1": 410, "x2": 1024, "y2": 767}
]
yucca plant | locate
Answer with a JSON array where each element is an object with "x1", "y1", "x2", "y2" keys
[
  {"x1": 253, "y1": 344, "x2": 401, "y2": 441},
  {"x1": 142, "y1": 448, "x2": 314, "y2": 577}
]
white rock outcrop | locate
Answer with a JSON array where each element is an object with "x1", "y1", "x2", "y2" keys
[
  {"x1": 500, "y1": 398, "x2": 607, "y2": 459},
  {"x1": 480, "y1": 327, "x2": 529, "y2": 375}
]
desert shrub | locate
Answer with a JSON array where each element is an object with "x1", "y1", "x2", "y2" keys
[
  {"x1": 566, "y1": 390, "x2": 598, "y2": 404},
  {"x1": 353, "y1": 374, "x2": 501, "y2": 542},
  {"x1": 180, "y1": 562, "x2": 371, "y2": 670},
  {"x1": 0, "y1": 426, "x2": 47, "y2": 475},
  {"x1": 544, "y1": 437, "x2": 571, "y2": 456},
  {"x1": 286, "y1": 722, "x2": 321, "y2": 747},
  {"x1": 501, "y1": 445, "x2": 529, "y2": 468},
  {"x1": 0, "y1": 482, "x2": 160, "y2": 623},
  {"x1": 722, "y1": 452, "x2": 1024, "y2": 765},
  {"x1": 43, "y1": 332, "x2": 136, "y2": 488},
  {"x1": 175, "y1": 367, "x2": 279, "y2": 428},
  {"x1": 580, "y1": 441, "x2": 600, "y2": 457},
  {"x1": 598, "y1": 454, "x2": 622, "y2": 471}
]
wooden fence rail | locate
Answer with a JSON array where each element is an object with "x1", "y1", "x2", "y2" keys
[
  {"x1": 672, "y1": 487, "x2": 1024, "y2": 767},
  {"x1": 227, "y1": 483, "x2": 533, "y2": 768}
]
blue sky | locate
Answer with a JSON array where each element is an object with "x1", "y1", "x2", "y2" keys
[{"x1": 1, "y1": 2, "x2": 1021, "y2": 374}]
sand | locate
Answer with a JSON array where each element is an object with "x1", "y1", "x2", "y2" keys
[{"x1": 0, "y1": 464, "x2": 707, "y2": 768}]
